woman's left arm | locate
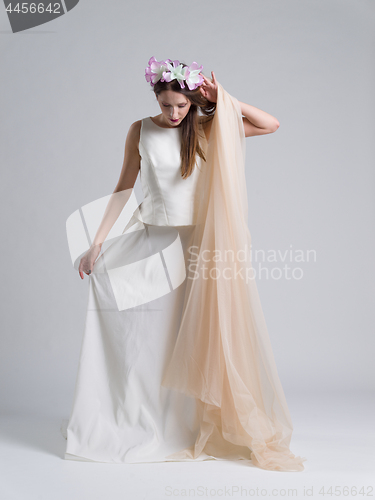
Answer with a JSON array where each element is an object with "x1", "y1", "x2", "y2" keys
[
  {"x1": 238, "y1": 100, "x2": 280, "y2": 137},
  {"x1": 200, "y1": 72, "x2": 280, "y2": 138}
]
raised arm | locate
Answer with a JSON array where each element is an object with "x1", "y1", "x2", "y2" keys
[
  {"x1": 78, "y1": 120, "x2": 142, "y2": 279},
  {"x1": 200, "y1": 72, "x2": 280, "y2": 139},
  {"x1": 238, "y1": 100, "x2": 279, "y2": 137}
]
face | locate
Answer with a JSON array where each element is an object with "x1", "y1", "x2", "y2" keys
[{"x1": 156, "y1": 90, "x2": 191, "y2": 127}]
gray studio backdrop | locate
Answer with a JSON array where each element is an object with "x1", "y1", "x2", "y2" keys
[{"x1": 0, "y1": 0, "x2": 374, "y2": 418}]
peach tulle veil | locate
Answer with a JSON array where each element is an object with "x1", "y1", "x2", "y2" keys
[{"x1": 160, "y1": 83, "x2": 307, "y2": 472}]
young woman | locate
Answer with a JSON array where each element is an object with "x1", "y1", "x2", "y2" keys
[{"x1": 64, "y1": 57, "x2": 306, "y2": 472}]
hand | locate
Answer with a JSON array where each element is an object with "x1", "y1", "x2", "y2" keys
[
  {"x1": 78, "y1": 244, "x2": 101, "y2": 280},
  {"x1": 200, "y1": 71, "x2": 218, "y2": 103}
]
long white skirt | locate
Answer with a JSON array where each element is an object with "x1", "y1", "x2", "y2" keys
[{"x1": 63, "y1": 221, "x2": 217, "y2": 464}]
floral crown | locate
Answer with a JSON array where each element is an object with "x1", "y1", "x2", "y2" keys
[{"x1": 145, "y1": 56, "x2": 204, "y2": 91}]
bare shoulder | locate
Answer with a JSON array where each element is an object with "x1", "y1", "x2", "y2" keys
[
  {"x1": 125, "y1": 120, "x2": 142, "y2": 151},
  {"x1": 127, "y1": 120, "x2": 142, "y2": 141}
]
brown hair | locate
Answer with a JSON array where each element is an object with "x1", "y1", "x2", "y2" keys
[{"x1": 153, "y1": 73, "x2": 216, "y2": 179}]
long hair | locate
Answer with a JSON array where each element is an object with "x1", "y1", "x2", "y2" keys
[{"x1": 153, "y1": 73, "x2": 216, "y2": 179}]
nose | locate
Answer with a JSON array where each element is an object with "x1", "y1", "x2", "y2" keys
[{"x1": 170, "y1": 107, "x2": 178, "y2": 119}]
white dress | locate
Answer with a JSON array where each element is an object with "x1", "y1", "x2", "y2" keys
[
  {"x1": 63, "y1": 85, "x2": 307, "y2": 471},
  {"x1": 63, "y1": 117, "x2": 216, "y2": 463}
]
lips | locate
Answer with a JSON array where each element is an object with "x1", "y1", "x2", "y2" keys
[{"x1": 170, "y1": 118, "x2": 179, "y2": 123}]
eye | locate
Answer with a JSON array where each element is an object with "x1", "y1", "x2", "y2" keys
[
  {"x1": 162, "y1": 104, "x2": 170, "y2": 108},
  {"x1": 178, "y1": 104, "x2": 187, "y2": 108}
]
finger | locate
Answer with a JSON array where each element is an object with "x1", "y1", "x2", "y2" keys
[{"x1": 211, "y1": 71, "x2": 217, "y2": 85}]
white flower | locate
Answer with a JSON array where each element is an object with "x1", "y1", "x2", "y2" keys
[{"x1": 163, "y1": 60, "x2": 187, "y2": 88}]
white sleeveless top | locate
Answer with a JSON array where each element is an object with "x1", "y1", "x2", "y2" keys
[{"x1": 132, "y1": 116, "x2": 207, "y2": 226}]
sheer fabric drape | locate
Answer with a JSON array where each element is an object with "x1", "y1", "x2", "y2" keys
[{"x1": 161, "y1": 83, "x2": 306, "y2": 472}]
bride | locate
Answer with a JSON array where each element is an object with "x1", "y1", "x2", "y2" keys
[{"x1": 64, "y1": 56, "x2": 306, "y2": 472}]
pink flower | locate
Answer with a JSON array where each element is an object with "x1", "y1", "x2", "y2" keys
[
  {"x1": 145, "y1": 56, "x2": 169, "y2": 86},
  {"x1": 184, "y1": 62, "x2": 204, "y2": 91}
]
